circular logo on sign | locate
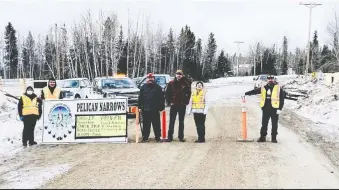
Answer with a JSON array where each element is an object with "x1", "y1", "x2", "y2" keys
[{"x1": 45, "y1": 103, "x2": 75, "y2": 140}]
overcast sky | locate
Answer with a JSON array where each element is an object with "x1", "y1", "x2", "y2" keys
[{"x1": 0, "y1": 0, "x2": 338, "y2": 55}]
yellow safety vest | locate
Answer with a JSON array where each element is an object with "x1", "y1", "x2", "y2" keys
[
  {"x1": 260, "y1": 85, "x2": 280, "y2": 109},
  {"x1": 22, "y1": 95, "x2": 39, "y2": 116},
  {"x1": 191, "y1": 89, "x2": 206, "y2": 112},
  {"x1": 43, "y1": 86, "x2": 61, "y2": 100}
]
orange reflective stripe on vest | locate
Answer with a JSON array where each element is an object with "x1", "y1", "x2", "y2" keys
[
  {"x1": 22, "y1": 95, "x2": 39, "y2": 116},
  {"x1": 43, "y1": 87, "x2": 60, "y2": 100}
]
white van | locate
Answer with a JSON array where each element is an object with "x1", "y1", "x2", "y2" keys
[{"x1": 61, "y1": 78, "x2": 92, "y2": 99}]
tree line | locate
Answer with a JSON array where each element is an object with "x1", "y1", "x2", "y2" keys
[{"x1": 1, "y1": 10, "x2": 339, "y2": 81}]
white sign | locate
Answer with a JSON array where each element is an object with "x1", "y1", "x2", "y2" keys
[{"x1": 42, "y1": 98, "x2": 128, "y2": 144}]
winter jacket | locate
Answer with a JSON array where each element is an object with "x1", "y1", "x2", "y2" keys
[
  {"x1": 18, "y1": 93, "x2": 42, "y2": 119},
  {"x1": 165, "y1": 77, "x2": 192, "y2": 106},
  {"x1": 138, "y1": 82, "x2": 165, "y2": 112},
  {"x1": 245, "y1": 83, "x2": 285, "y2": 110}
]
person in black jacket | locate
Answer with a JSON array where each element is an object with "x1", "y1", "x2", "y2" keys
[
  {"x1": 244, "y1": 75, "x2": 285, "y2": 143},
  {"x1": 138, "y1": 73, "x2": 165, "y2": 142},
  {"x1": 18, "y1": 86, "x2": 42, "y2": 147},
  {"x1": 165, "y1": 70, "x2": 192, "y2": 142}
]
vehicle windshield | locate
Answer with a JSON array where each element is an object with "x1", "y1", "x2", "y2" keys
[
  {"x1": 259, "y1": 75, "x2": 268, "y2": 81},
  {"x1": 62, "y1": 80, "x2": 79, "y2": 88},
  {"x1": 142, "y1": 76, "x2": 167, "y2": 86},
  {"x1": 102, "y1": 78, "x2": 136, "y2": 89}
]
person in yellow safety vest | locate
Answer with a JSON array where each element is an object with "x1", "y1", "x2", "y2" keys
[
  {"x1": 187, "y1": 81, "x2": 209, "y2": 143},
  {"x1": 40, "y1": 78, "x2": 62, "y2": 100},
  {"x1": 244, "y1": 75, "x2": 285, "y2": 143},
  {"x1": 17, "y1": 86, "x2": 42, "y2": 147}
]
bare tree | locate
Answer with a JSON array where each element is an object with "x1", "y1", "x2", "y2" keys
[{"x1": 326, "y1": 10, "x2": 339, "y2": 71}]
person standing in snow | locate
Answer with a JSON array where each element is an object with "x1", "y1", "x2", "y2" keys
[
  {"x1": 138, "y1": 73, "x2": 165, "y2": 142},
  {"x1": 18, "y1": 86, "x2": 42, "y2": 147},
  {"x1": 187, "y1": 81, "x2": 208, "y2": 143},
  {"x1": 40, "y1": 78, "x2": 62, "y2": 100},
  {"x1": 244, "y1": 75, "x2": 285, "y2": 143},
  {"x1": 165, "y1": 70, "x2": 192, "y2": 142}
]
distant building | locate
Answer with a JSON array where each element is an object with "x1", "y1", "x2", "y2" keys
[{"x1": 232, "y1": 54, "x2": 251, "y2": 76}]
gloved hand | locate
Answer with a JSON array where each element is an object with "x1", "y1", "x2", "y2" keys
[
  {"x1": 277, "y1": 110, "x2": 281, "y2": 115},
  {"x1": 20, "y1": 117, "x2": 24, "y2": 121}
]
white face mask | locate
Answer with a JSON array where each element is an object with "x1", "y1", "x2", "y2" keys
[{"x1": 27, "y1": 90, "x2": 33, "y2": 95}]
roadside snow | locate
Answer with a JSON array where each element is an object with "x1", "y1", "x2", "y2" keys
[
  {"x1": 0, "y1": 89, "x2": 64, "y2": 189},
  {"x1": 0, "y1": 164, "x2": 71, "y2": 189},
  {"x1": 0, "y1": 90, "x2": 17, "y2": 114},
  {"x1": 283, "y1": 77, "x2": 339, "y2": 126}
]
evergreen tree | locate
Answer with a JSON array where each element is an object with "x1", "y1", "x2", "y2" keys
[
  {"x1": 320, "y1": 44, "x2": 334, "y2": 72},
  {"x1": 203, "y1": 32, "x2": 217, "y2": 80},
  {"x1": 4, "y1": 22, "x2": 18, "y2": 78},
  {"x1": 282, "y1": 36, "x2": 288, "y2": 74},
  {"x1": 216, "y1": 50, "x2": 228, "y2": 77},
  {"x1": 311, "y1": 30, "x2": 321, "y2": 71},
  {"x1": 166, "y1": 28, "x2": 175, "y2": 74}
]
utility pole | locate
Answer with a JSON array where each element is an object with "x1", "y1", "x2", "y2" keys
[
  {"x1": 234, "y1": 41, "x2": 244, "y2": 76},
  {"x1": 300, "y1": 2, "x2": 321, "y2": 75}
]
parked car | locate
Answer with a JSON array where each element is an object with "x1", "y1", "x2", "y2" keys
[
  {"x1": 61, "y1": 78, "x2": 92, "y2": 99},
  {"x1": 132, "y1": 77, "x2": 144, "y2": 85},
  {"x1": 92, "y1": 76, "x2": 139, "y2": 113},
  {"x1": 253, "y1": 74, "x2": 268, "y2": 89}
]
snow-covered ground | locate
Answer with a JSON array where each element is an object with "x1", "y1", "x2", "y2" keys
[
  {"x1": 282, "y1": 76, "x2": 339, "y2": 126},
  {"x1": 208, "y1": 75, "x2": 339, "y2": 126},
  {"x1": 0, "y1": 90, "x2": 70, "y2": 189}
]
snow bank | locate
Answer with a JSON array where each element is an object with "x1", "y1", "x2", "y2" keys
[
  {"x1": 0, "y1": 90, "x2": 17, "y2": 114},
  {"x1": 0, "y1": 164, "x2": 71, "y2": 189},
  {"x1": 283, "y1": 76, "x2": 339, "y2": 126},
  {"x1": 0, "y1": 89, "x2": 64, "y2": 189}
]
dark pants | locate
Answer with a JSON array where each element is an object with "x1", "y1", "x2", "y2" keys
[
  {"x1": 142, "y1": 110, "x2": 161, "y2": 141},
  {"x1": 194, "y1": 113, "x2": 206, "y2": 141},
  {"x1": 22, "y1": 115, "x2": 38, "y2": 145},
  {"x1": 261, "y1": 108, "x2": 279, "y2": 137},
  {"x1": 168, "y1": 105, "x2": 186, "y2": 140}
]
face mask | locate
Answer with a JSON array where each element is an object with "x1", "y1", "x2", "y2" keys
[{"x1": 27, "y1": 90, "x2": 33, "y2": 95}]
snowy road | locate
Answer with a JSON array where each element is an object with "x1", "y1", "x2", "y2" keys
[{"x1": 1, "y1": 81, "x2": 339, "y2": 188}]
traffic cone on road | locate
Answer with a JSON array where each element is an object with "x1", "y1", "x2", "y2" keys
[
  {"x1": 160, "y1": 110, "x2": 167, "y2": 142},
  {"x1": 236, "y1": 96, "x2": 254, "y2": 142}
]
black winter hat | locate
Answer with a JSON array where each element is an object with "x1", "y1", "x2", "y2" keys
[{"x1": 26, "y1": 86, "x2": 34, "y2": 91}]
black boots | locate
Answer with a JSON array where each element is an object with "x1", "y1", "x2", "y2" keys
[
  {"x1": 195, "y1": 137, "x2": 205, "y2": 143},
  {"x1": 271, "y1": 136, "x2": 277, "y2": 143},
  {"x1": 257, "y1": 136, "x2": 266, "y2": 142},
  {"x1": 257, "y1": 136, "x2": 277, "y2": 143}
]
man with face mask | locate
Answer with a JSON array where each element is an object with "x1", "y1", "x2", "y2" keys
[
  {"x1": 244, "y1": 75, "x2": 285, "y2": 143},
  {"x1": 138, "y1": 73, "x2": 165, "y2": 142},
  {"x1": 40, "y1": 78, "x2": 62, "y2": 100},
  {"x1": 18, "y1": 86, "x2": 42, "y2": 147}
]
